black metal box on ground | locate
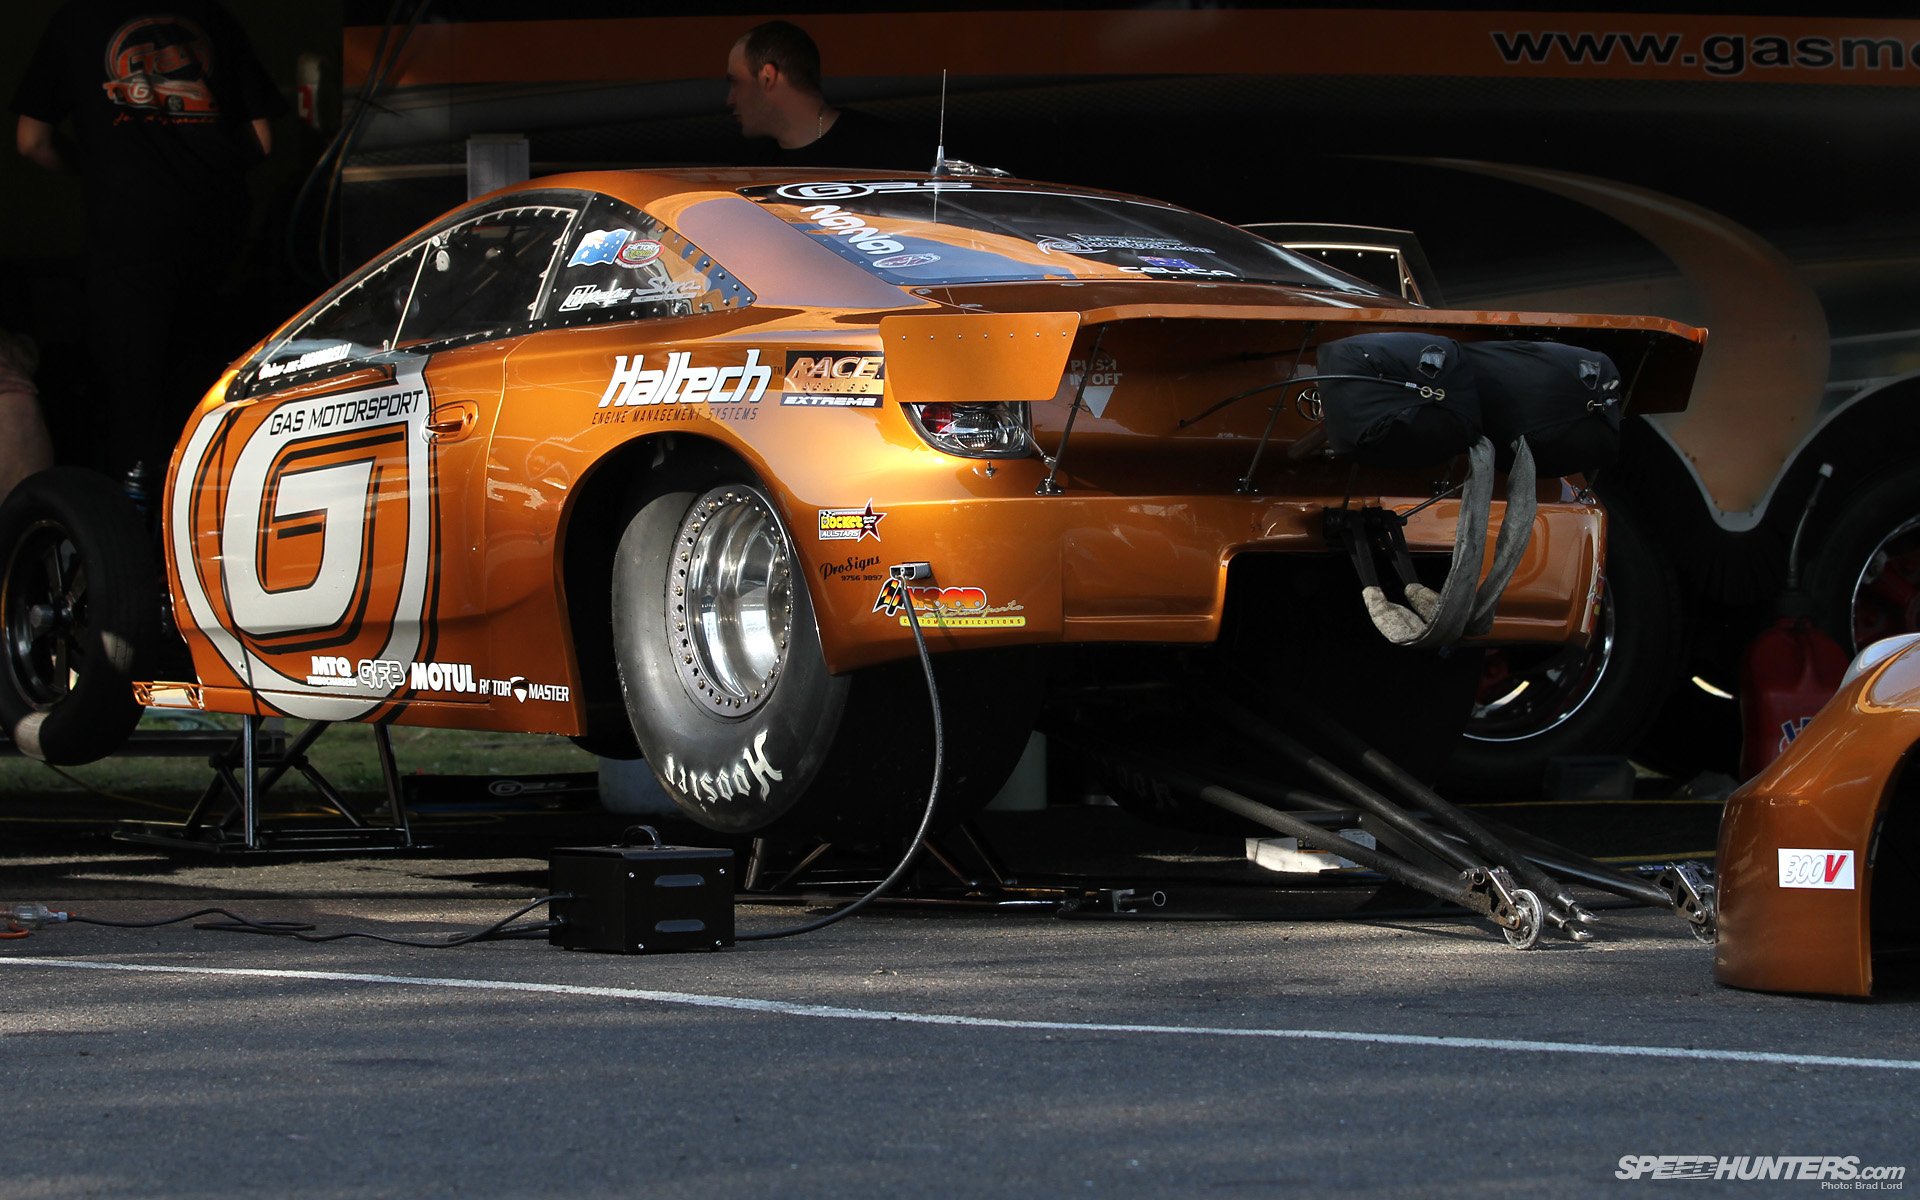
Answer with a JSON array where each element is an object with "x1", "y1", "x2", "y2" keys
[{"x1": 548, "y1": 829, "x2": 735, "y2": 953}]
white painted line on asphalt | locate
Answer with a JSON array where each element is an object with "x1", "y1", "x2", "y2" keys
[{"x1": 5, "y1": 955, "x2": 1915, "y2": 1072}]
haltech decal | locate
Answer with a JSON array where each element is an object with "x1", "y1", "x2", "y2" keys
[
  {"x1": 872, "y1": 578, "x2": 1027, "y2": 628},
  {"x1": 599, "y1": 350, "x2": 771, "y2": 408},
  {"x1": 782, "y1": 351, "x2": 885, "y2": 409}
]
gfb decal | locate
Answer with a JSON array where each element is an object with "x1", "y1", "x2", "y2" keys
[
  {"x1": 818, "y1": 500, "x2": 885, "y2": 542},
  {"x1": 662, "y1": 731, "x2": 783, "y2": 804},
  {"x1": 1052, "y1": 353, "x2": 1121, "y2": 419},
  {"x1": 599, "y1": 350, "x2": 770, "y2": 408},
  {"x1": 782, "y1": 352, "x2": 885, "y2": 409},
  {"x1": 872, "y1": 578, "x2": 1027, "y2": 628},
  {"x1": 1777, "y1": 849, "x2": 1855, "y2": 890},
  {"x1": 171, "y1": 363, "x2": 434, "y2": 721}
]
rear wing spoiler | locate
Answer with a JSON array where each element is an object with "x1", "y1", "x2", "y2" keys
[{"x1": 880, "y1": 306, "x2": 1704, "y2": 415}]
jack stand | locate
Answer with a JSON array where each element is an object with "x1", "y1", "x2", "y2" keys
[
  {"x1": 115, "y1": 716, "x2": 415, "y2": 855},
  {"x1": 739, "y1": 821, "x2": 1166, "y2": 915}
]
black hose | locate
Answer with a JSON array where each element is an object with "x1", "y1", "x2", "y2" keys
[{"x1": 735, "y1": 589, "x2": 944, "y2": 941}]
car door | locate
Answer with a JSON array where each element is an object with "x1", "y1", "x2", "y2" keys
[{"x1": 169, "y1": 197, "x2": 580, "y2": 721}]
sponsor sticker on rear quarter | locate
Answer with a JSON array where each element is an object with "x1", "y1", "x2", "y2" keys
[{"x1": 1777, "y1": 848, "x2": 1855, "y2": 889}]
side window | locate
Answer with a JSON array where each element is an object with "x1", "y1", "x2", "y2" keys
[
  {"x1": 397, "y1": 204, "x2": 577, "y2": 344},
  {"x1": 542, "y1": 196, "x2": 752, "y2": 322},
  {"x1": 255, "y1": 246, "x2": 425, "y2": 380}
]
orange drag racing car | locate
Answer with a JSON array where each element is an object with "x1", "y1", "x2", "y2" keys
[
  {"x1": 0, "y1": 169, "x2": 1703, "y2": 836},
  {"x1": 1716, "y1": 632, "x2": 1920, "y2": 996}
]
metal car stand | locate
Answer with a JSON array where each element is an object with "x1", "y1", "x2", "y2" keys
[
  {"x1": 739, "y1": 822, "x2": 1167, "y2": 915},
  {"x1": 1052, "y1": 692, "x2": 1717, "y2": 949},
  {"x1": 115, "y1": 715, "x2": 415, "y2": 854}
]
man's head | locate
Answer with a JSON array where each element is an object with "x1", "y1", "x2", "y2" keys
[{"x1": 726, "y1": 20, "x2": 822, "y2": 140}]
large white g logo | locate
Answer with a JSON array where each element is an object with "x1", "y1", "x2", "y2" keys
[{"x1": 171, "y1": 362, "x2": 435, "y2": 720}]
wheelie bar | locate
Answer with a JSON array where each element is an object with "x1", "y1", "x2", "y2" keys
[
  {"x1": 1236, "y1": 695, "x2": 1715, "y2": 938},
  {"x1": 1204, "y1": 698, "x2": 1596, "y2": 939},
  {"x1": 1060, "y1": 731, "x2": 1547, "y2": 947}
]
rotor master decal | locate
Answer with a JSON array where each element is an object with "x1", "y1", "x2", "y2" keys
[{"x1": 171, "y1": 363, "x2": 436, "y2": 720}]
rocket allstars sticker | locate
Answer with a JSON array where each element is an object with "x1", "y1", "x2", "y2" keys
[{"x1": 782, "y1": 352, "x2": 886, "y2": 409}]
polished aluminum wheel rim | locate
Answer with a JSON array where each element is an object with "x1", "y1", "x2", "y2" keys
[{"x1": 667, "y1": 486, "x2": 793, "y2": 717}]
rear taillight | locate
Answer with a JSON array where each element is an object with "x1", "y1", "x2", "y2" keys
[{"x1": 903, "y1": 401, "x2": 1031, "y2": 458}]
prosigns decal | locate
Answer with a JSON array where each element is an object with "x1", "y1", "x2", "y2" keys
[{"x1": 171, "y1": 363, "x2": 435, "y2": 721}]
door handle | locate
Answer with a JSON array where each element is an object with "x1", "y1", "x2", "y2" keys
[{"x1": 425, "y1": 400, "x2": 479, "y2": 441}]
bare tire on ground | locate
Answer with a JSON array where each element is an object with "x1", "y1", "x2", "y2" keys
[
  {"x1": 1808, "y1": 463, "x2": 1920, "y2": 653},
  {"x1": 0, "y1": 467, "x2": 158, "y2": 764},
  {"x1": 609, "y1": 460, "x2": 1039, "y2": 837},
  {"x1": 1442, "y1": 495, "x2": 1685, "y2": 798}
]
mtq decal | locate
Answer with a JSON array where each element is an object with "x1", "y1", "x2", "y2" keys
[
  {"x1": 782, "y1": 351, "x2": 886, "y2": 409},
  {"x1": 662, "y1": 731, "x2": 784, "y2": 803},
  {"x1": 171, "y1": 363, "x2": 435, "y2": 721},
  {"x1": 871, "y1": 578, "x2": 1027, "y2": 628},
  {"x1": 1777, "y1": 849, "x2": 1855, "y2": 890},
  {"x1": 817, "y1": 500, "x2": 886, "y2": 542}
]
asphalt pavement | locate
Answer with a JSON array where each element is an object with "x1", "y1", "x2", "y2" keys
[{"x1": 2, "y1": 793, "x2": 1914, "y2": 1198}]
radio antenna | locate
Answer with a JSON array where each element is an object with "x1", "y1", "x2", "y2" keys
[{"x1": 932, "y1": 69, "x2": 948, "y2": 176}]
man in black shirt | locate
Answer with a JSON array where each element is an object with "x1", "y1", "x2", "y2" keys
[
  {"x1": 12, "y1": 0, "x2": 286, "y2": 481},
  {"x1": 724, "y1": 21, "x2": 927, "y2": 172}
]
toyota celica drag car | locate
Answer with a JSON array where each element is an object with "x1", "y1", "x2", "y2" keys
[
  {"x1": 0, "y1": 169, "x2": 1704, "y2": 838},
  {"x1": 1715, "y1": 632, "x2": 1920, "y2": 996}
]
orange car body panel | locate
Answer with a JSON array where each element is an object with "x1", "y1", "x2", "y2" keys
[
  {"x1": 150, "y1": 168, "x2": 1700, "y2": 741},
  {"x1": 1715, "y1": 639, "x2": 1920, "y2": 997}
]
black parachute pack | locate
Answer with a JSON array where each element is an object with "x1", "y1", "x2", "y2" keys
[
  {"x1": 1315, "y1": 332, "x2": 1481, "y2": 468},
  {"x1": 1310, "y1": 331, "x2": 1549, "y2": 648},
  {"x1": 1463, "y1": 339, "x2": 1623, "y2": 478}
]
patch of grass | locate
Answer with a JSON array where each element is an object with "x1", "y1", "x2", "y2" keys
[{"x1": 1, "y1": 711, "x2": 597, "y2": 807}]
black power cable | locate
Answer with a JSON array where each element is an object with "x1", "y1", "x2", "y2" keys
[
  {"x1": 53, "y1": 897, "x2": 571, "y2": 949},
  {"x1": 736, "y1": 580, "x2": 945, "y2": 941}
]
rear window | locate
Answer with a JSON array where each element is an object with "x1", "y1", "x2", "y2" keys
[{"x1": 741, "y1": 179, "x2": 1384, "y2": 294}]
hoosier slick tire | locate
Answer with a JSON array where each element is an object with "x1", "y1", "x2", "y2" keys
[
  {"x1": 0, "y1": 468, "x2": 158, "y2": 765},
  {"x1": 610, "y1": 464, "x2": 1037, "y2": 837}
]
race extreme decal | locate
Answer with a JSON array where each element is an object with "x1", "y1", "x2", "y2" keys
[
  {"x1": 1052, "y1": 353, "x2": 1122, "y2": 419},
  {"x1": 872, "y1": 578, "x2": 1027, "y2": 628},
  {"x1": 171, "y1": 363, "x2": 435, "y2": 722},
  {"x1": 1777, "y1": 848, "x2": 1855, "y2": 890},
  {"x1": 818, "y1": 501, "x2": 886, "y2": 542},
  {"x1": 782, "y1": 352, "x2": 885, "y2": 408},
  {"x1": 593, "y1": 350, "x2": 771, "y2": 424},
  {"x1": 662, "y1": 730, "x2": 783, "y2": 805}
]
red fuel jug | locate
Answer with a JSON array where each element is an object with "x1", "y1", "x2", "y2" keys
[{"x1": 1739, "y1": 614, "x2": 1849, "y2": 780}]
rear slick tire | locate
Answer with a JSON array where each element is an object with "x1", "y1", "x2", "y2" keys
[
  {"x1": 609, "y1": 464, "x2": 1038, "y2": 838},
  {"x1": 0, "y1": 468, "x2": 157, "y2": 764}
]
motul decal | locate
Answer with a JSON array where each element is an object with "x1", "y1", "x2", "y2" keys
[
  {"x1": 171, "y1": 362, "x2": 436, "y2": 720},
  {"x1": 1777, "y1": 848, "x2": 1855, "y2": 890}
]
